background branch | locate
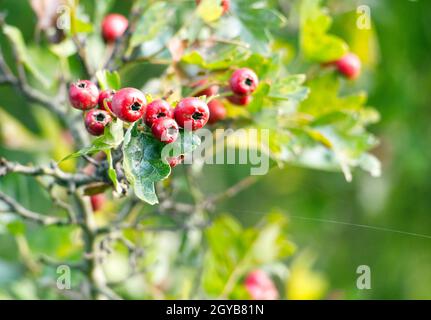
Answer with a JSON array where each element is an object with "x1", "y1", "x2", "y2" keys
[
  {"x1": 0, "y1": 191, "x2": 69, "y2": 226},
  {"x1": 0, "y1": 158, "x2": 102, "y2": 187}
]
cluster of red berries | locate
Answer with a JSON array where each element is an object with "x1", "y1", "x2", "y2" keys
[
  {"x1": 191, "y1": 67, "x2": 259, "y2": 125},
  {"x1": 68, "y1": 66, "x2": 259, "y2": 139},
  {"x1": 68, "y1": 81, "x2": 212, "y2": 146}
]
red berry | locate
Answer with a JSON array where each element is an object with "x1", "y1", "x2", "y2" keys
[
  {"x1": 101, "y1": 14, "x2": 128, "y2": 43},
  {"x1": 111, "y1": 88, "x2": 147, "y2": 122},
  {"x1": 245, "y1": 270, "x2": 279, "y2": 300},
  {"x1": 196, "y1": 0, "x2": 230, "y2": 14},
  {"x1": 167, "y1": 155, "x2": 184, "y2": 168},
  {"x1": 229, "y1": 68, "x2": 259, "y2": 95},
  {"x1": 174, "y1": 97, "x2": 210, "y2": 131},
  {"x1": 144, "y1": 99, "x2": 174, "y2": 127},
  {"x1": 90, "y1": 193, "x2": 106, "y2": 212},
  {"x1": 207, "y1": 99, "x2": 226, "y2": 124},
  {"x1": 227, "y1": 94, "x2": 252, "y2": 106},
  {"x1": 151, "y1": 118, "x2": 179, "y2": 144},
  {"x1": 84, "y1": 109, "x2": 112, "y2": 136},
  {"x1": 335, "y1": 53, "x2": 361, "y2": 80},
  {"x1": 69, "y1": 80, "x2": 99, "y2": 110},
  {"x1": 191, "y1": 79, "x2": 219, "y2": 97},
  {"x1": 98, "y1": 89, "x2": 115, "y2": 112}
]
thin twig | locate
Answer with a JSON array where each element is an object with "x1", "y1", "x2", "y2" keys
[
  {"x1": 0, "y1": 191, "x2": 69, "y2": 226},
  {"x1": 0, "y1": 158, "x2": 101, "y2": 187},
  {"x1": 203, "y1": 175, "x2": 258, "y2": 210}
]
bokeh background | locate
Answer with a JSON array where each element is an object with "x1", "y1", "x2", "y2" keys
[{"x1": 0, "y1": 0, "x2": 430, "y2": 299}]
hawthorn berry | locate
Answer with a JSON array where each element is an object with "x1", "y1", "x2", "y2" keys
[
  {"x1": 229, "y1": 68, "x2": 259, "y2": 96},
  {"x1": 335, "y1": 53, "x2": 361, "y2": 80},
  {"x1": 245, "y1": 270, "x2": 279, "y2": 300},
  {"x1": 208, "y1": 99, "x2": 226, "y2": 124},
  {"x1": 196, "y1": 0, "x2": 230, "y2": 14},
  {"x1": 101, "y1": 14, "x2": 128, "y2": 43},
  {"x1": 90, "y1": 193, "x2": 106, "y2": 212},
  {"x1": 174, "y1": 97, "x2": 210, "y2": 131},
  {"x1": 111, "y1": 88, "x2": 147, "y2": 122},
  {"x1": 98, "y1": 89, "x2": 115, "y2": 112},
  {"x1": 151, "y1": 118, "x2": 179, "y2": 144},
  {"x1": 69, "y1": 80, "x2": 99, "y2": 110},
  {"x1": 84, "y1": 109, "x2": 112, "y2": 136},
  {"x1": 191, "y1": 79, "x2": 219, "y2": 97},
  {"x1": 145, "y1": 99, "x2": 174, "y2": 127},
  {"x1": 227, "y1": 94, "x2": 252, "y2": 106}
]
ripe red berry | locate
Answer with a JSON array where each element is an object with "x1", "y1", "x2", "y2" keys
[
  {"x1": 227, "y1": 94, "x2": 252, "y2": 106},
  {"x1": 196, "y1": 0, "x2": 230, "y2": 14},
  {"x1": 229, "y1": 68, "x2": 259, "y2": 95},
  {"x1": 69, "y1": 80, "x2": 99, "y2": 110},
  {"x1": 191, "y1": 79, "x2": 219, "y2": 97},
  {"x1": 335, "y1": 53, "x2": 361, "y2": 80},
  {"x1": 144, "y1": 99, "x2": 174, "y2": 127},
  {"x1": 111, "y1": 88, "x2": 147, "y2": 122},
  {"x1": 151, "y1": 118, "x2": 179, "y2": 144},
  {"x1": 174, "y1": 97, "x2": 210, "y2": 131},
  {"x1": 84, "y1": 109, "x2": 112, "y2": 136},
  {"x1": 245, "y1": 270, "x2": 279, "y2": 300},
  {"x1": 90, "y1": 193, "x2": 106, "y2": 212},
  {"x1": 101, "y1": 14, "x2": 128, "y2": 43},
  {"x1": 208, "y1": 99, "x2": 226, "y2": 124},
  {"x1": 98, "y1": 89, "x2": 115, "y2": 112}
]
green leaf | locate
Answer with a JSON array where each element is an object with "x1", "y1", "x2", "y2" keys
[
  {"x1": 299, "y1": 73, "x2": 367, "y2": 117},
  {"x1": 49, "y1": 40, "x2": 77, "y2": 58},
  {"x1": 122, "y1": 124, "x2": 171, "y2": 205},
  {"x1": 96, "y1": 69, "x2": 121, "y2": 91},
  {"x1": 233, "y1": 0, "x2": 287, "y2": 54},
  {"x1": 70, "y1": 4, "x2": 93, "y2": 35},
  {"x1": 129, "y1": 2, "x2": 173, "y2": 49},
  {"x1": 299, "y1": 0, "x2": 348, "y2": 62},
  {"x1": 269, "y1": 75, "x2": 310, "y2": 103},
  {"x1": 272, "y1": 72, "x2": 381, "y2": 180},
  {"x1": 2, "y1": 24, "x2": 51, "y2": 87},
  {"x1": 7, "y1": 221, "x2": 26, "y2": 236},
  {"x1": 181, "y1": 47, "x2": 249, "y2": 71},
  {"x1": 246, "y1": 83, "x2": 270, "y2": 113},
  {"x1": 61, "y1": 119, "x2": 124, "y2": 161}
]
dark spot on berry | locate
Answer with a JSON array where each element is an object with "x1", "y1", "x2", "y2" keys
[
  {"x1": 77, "y1": 82, "x2": 86, "y2": 88},
  {"x1": 157, "y1": 112, "x2": 166, "y2": 118},
  {"x1": 192, "y1": 112, "x2": 204, "y2": 120},
  {"x1": 245, "y1": 78, "x2": 253, "y2": 86},
  {"x1": 95, "y1": 112, "x2": 106, "y2": 122},
  {"x1": 131, "y1": 101, "x2": 142, "y2": 111}
]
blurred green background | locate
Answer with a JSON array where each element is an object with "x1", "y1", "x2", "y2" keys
[
  {"x1": 198, "y1": 0, "x2": 431, "y2": 299},
  {"x1": 0, "y1": 0, "x2": 430, "y2": 299}
]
